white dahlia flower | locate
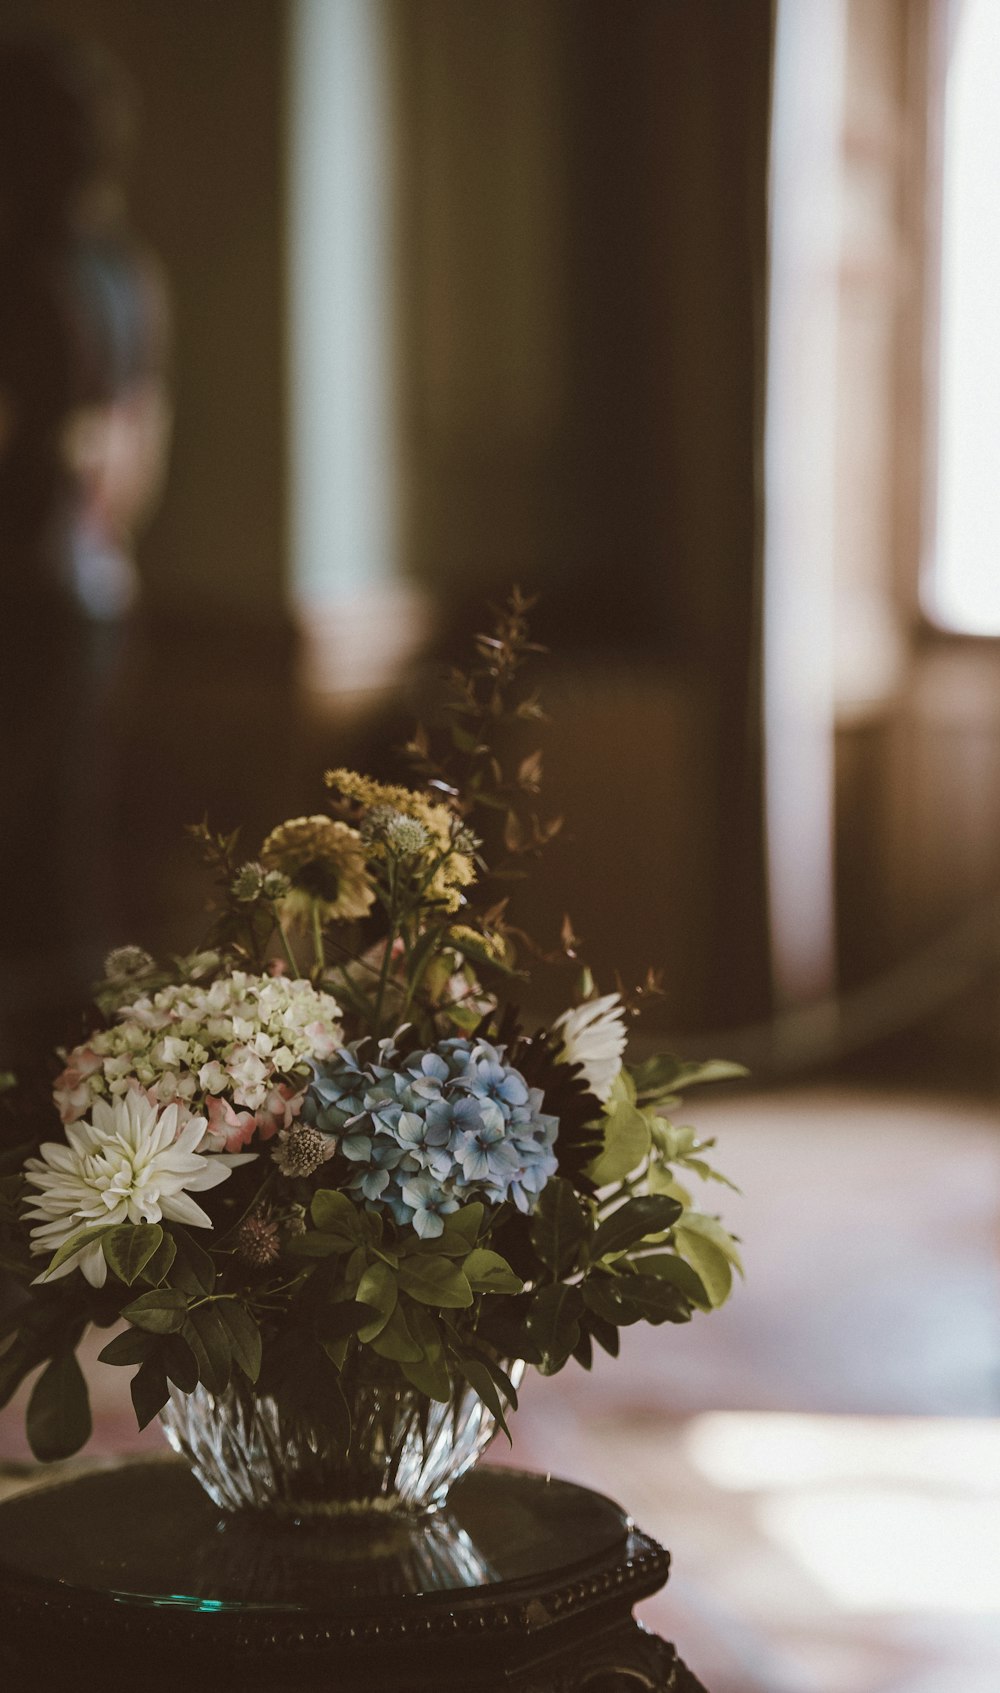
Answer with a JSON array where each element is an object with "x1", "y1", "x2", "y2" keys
[
  {"x1": 552, "y1": 993, "x2": 629, "y2": 1104},
  {"x1": 23, "y1": 1094, "x2": 255, "y2": 1288}
]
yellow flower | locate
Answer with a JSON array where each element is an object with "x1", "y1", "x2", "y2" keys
[
  {"x1": 261, "y1": 815, "x2": 375, "y2": 922},
  {"x1": 325, "y1": 769, "x2": 476, "y2": 913}
]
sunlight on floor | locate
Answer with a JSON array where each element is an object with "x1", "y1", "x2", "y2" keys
[{"x1": 686, "y1": 1414, "x2": 1000, "y2": 1617}]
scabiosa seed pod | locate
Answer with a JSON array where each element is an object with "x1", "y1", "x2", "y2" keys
[
  {"x1": 271, "y1": 1122, "x2": 332, "y2": 1178},
  {"x1": 104, "y1": 945, "x2": 155, "y2": 982},
  {"x1": 236, "y1": 1209, "x2": 282, "y2": 1267},
  {"x1": 231, "y1": 861, "x2": 265, "y2": 902}
]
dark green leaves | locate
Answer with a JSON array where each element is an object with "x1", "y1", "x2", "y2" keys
[
  {"x1": 397, "y1": 1255, "x2": 473, "y2": 1308},
  {"x1": 102, "y1": 1224, "x2": 164, "y2": 1286},
  {"x1": 583, "y1": 1272, "x2": 690, "y2": 1327},
  {"x1": 461, "y1": 1248, "x2": 523, "y2": 1295},
  {"x1": 26, "y1": 1353, "x2": 92, "y2": 1461},
  {"x1": 168, "y1": 1227, "x2": 216, "y2": 1297},
  {"x1": 122, "y1": 1288, "x2": 189, "y2": 1334},
  {"x1": 530, "y1": 1178, "x2": 588, "y2": 1276},
  {"x1": 590, "y1": 1195, "x2": 681, "y2": 1260},
  {"x1": 525, "y1": 1283, "x2": 584, "y2": 1375},
  {"x1": 454, "y1": 1355, "x2": 512, "y2": 1443},
  {"x1": 217, "y1": 1302, "x2": 262, "y2": 1383},
  {"x1": 183, "y1": 1304, "x2": 232, "y2": 1394},
  {"x1": 311, "y1": 1189, "x2": 366, "y2": 1249},
  {"x1": 98, "y1": 1327, "x2": 159, "y2": 1367},
  {"x1": 130, "y1": 1359, "x2": 170, "y2": 1430}
]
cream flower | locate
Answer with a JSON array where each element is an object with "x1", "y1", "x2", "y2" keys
[
  {"x1": 261, "y1": 815, "x2": 375, "y2": 923},
  {"x1": 23, "y1": 1094, "x2": 255, "y2": 1288},
  {"x1": 551, "y1": 993, "x2": 629, "y2": 1104}
]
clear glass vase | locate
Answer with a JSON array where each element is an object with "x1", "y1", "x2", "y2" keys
[{"x1": 159, "y1": 1362, "x2": 523, "y2": 1519}]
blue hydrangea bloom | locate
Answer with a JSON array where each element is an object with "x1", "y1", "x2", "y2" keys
[{"x1": 303, "y1": 1035, "x2": 559, "y2": 1238}]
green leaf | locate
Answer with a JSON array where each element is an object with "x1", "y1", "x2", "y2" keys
[
  {"x1": 454, "y1": 1355, "x2": 512, "y2": 1443},
  {"x1": 43, "y1": 1223, "x2": 115, "y2": 1278},
  {"x1": 583, "y1": 1272, "x2": 690, "y2": 1327},
  {"x1": 529, "y1": 1178, "x2": 588, "y2": 1277},
  {"x1": 162, "y1": 1333, "x2": 200, "y2": 1393},
  {"x1": 27, "y1": 1353, "x2": 92, "y2": 1460},
  {"x1": 97, "y1": 1327, "x2": 158, "y2": 1367},
  {"x1": 647, "y1": 1163, "x2": 692, "y2": 1207},
  {"x1": 130, "y1": 1358, "x2": 170, "y2": 1430},
  {"x1": 674, "y1": 1212, "x2": 745, "y2": 1276},
  {"x1": 320, "y1": 1335, "x2": 350, "y2": 1371},
  {"x1": 572, "y1": 1329, "x2": 594, "y2": 1370},
  {"x1": 284, "y1": 1231, "x2": 342, "y2": 1258},
  {"x1": 356, "y1": 1261, "x2": 398, "y2": 1340},
  {"x1": 425, "y1": 1202, "x2": 485, "y2": 1257},
  {"x1": 370, "y1": 1301, "x2": 423, "y2": 1363},
  {"x1": 587, "y1": 1312, "x2": 620, "y2": 1358},
  {"x1": 591, "y1": 1195, "x2": 682, "y2": 1260},
  {"x1": 397, "y1": 1254, "x2": 473, "y2": 1309},
  {"x1": 631, "y1": 1055, "x2": 748, "y2": 1102},
  {"x1": 217, "y1": 1302, "x2": 262, "y2": 1383},
  {"x1": 633, "y1": 1252, "x2": 712, "y2": 1310},
  {"x1": 122, "y1": 1288, "x2": 189, "y2": 1335},
  {"x1": 672, "y1": 1229, "x2": 733, "y2": 1307},
  {"x1": 315, "y1": 1301, "x2": 379, "y2": 1344},
  {"x1": 0, "y1": 1339, "x2": 34, "y2": 1411},
  {"x1": 525, "y1": 1283, "x2": 584, "y2": 1375},
  {"x1": 311, "y1": 1189, "x2": 365, "y2": 1248},
  {"x1": 182, "y1": 1305, "x2": 233, "y2": 1394},
  {"x1": 102, "y1": 1224, "x2": 164, "y2": 1286},
  {"x1": 399, "y1": 1309, "x2": 451, "y2": 1401},
  {"x1": 168, "y1": 1227, "x2": 216, "y2": 1296},
  {"x1": 461, "y1": 1247, "x2": 523, "y2": 1295},
  {"x1": 585, "y1": 1100, "x2": 651, "y2": 1186},
  {"x1": 140, "y1": 1230, "x2": 177, "y2": 1285}
]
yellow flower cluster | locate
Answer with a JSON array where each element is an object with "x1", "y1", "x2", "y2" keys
[{"x1": 325, "y1": 769, "x2": 476, "y2": 913}]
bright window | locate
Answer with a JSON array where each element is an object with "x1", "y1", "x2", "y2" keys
[{"x1": 927, "y1": 0, "x2": 1000, "y2": 635}]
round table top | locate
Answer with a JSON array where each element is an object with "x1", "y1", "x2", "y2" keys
[{"x1": 0, "y1": 1458, "x2": 635, "y2": 1610}]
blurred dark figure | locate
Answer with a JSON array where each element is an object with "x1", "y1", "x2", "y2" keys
[{"x1": 0, "y1": 31, "x2": 171, "y2": 1068}]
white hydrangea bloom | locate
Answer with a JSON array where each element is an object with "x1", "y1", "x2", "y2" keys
[
  {"x1": 551, "y1": 993, "x2": 629, "y2": 1104},
  {"x1": 53, "y1": 974, "x2": 343, "y2": 1138},
  {"x1": 23, "y1": 1094, "x2": 255, "y2": 1288}
]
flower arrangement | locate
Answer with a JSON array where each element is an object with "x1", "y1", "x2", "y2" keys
[{"x1": 0, "y1": 591, "x2": 743, "y2": 1468}]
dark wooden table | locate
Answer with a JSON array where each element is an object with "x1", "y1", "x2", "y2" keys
[{"x1": 0, "y1": 1459, "x2": 709, "y2": 1691}]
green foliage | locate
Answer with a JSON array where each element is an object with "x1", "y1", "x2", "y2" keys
[
  {"x1": 167, "y1": 1227, "x2": 216, "y2": 1297},
  {"x1": 585, "y1": 1079, "x2": 651, "y2": 1186},
  {"x1": 525, "y1": 1283, "x2": 584, "y2": 1375},
  {"x1": 122, "y1": 1289, "x2": 189, "y2": 1334},
  {"x1": 530, "y1": 1177, "x2": 588, "y2": 1276},
  {"x1": 27, "y1": 1353, "x2": 91, "y2": 1460},
  {"x1": 44, "y1": 1223, "x2": 114, "y2": 1278},
  {"x1": 130, "y1": 1358, "x2": 170, "y2": 1430},
  {"x1": 103, "y1": 1224, "x2": 164, "y2": 1285},
  {"x1": 311, "y1": 1188, "x2": 366, "y2": 1248},
  {"x1": 590, "y1": 1195, "x2": 682, "y2": 1260},
  {"x1": 397, "y1": 1254, "x2": 473, "y2": 1309},
  {"x1": 461, "y1": 1247, "x2": 522, "y2": 1294},
  {"x1": 97, "y1": 1327, "x2": 158, "y2": 1367},
  {"x1": 183, "y1": 1304, "x2": 232, "y2": 1393},
  {"x1": 217, "y1": 1302, "x2": 263, "y2": 1383}
]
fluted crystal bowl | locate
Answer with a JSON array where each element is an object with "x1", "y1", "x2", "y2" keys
[{"x1": 159, "y1": 1362, "x2": 524, "y2": 1519}]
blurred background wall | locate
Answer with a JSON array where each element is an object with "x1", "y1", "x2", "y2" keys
[{"x1": 2, "y1": 0, "x2": 999, "y2": 1090}]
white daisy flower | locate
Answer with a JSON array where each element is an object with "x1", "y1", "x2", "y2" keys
[
  {"x1": 551, "y1": 993, "x2": 629, "y2": 1104},
  {"x1": 23, "y1": 1093, "x2": 255, "y2": 1288}
]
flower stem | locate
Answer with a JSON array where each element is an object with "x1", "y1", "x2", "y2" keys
[
  {"x1": 312, "y1": 904, "x2": 325, "y2": 977},
  {"x1": 279, "y1": 922, "x2": 302, "y2": 977}
]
